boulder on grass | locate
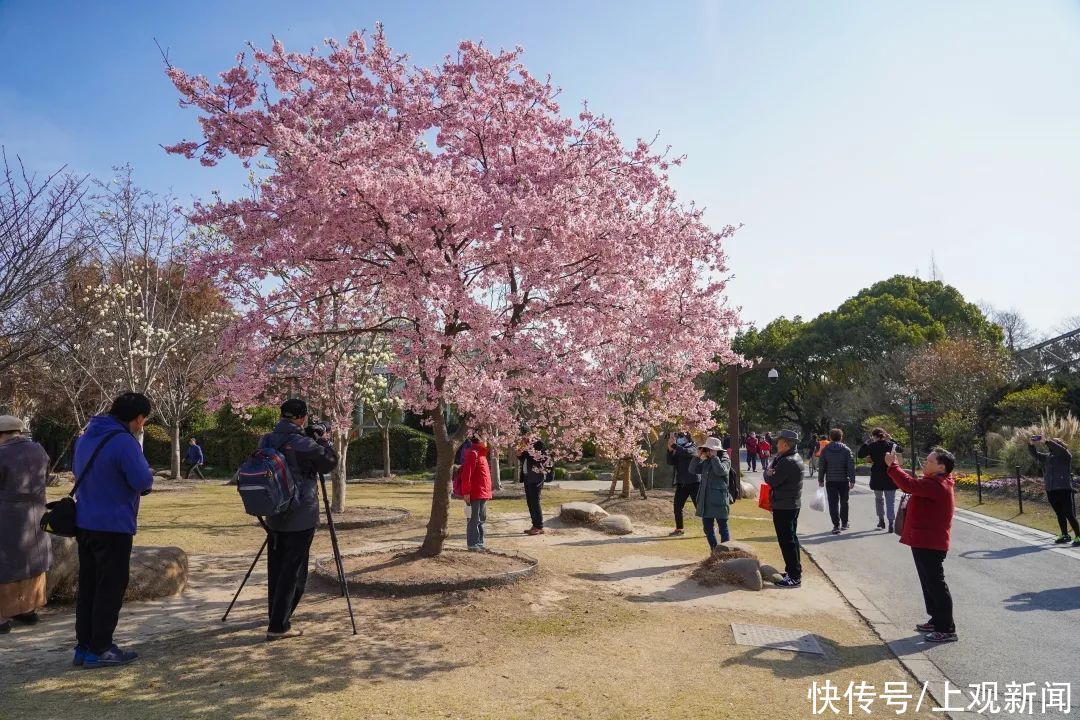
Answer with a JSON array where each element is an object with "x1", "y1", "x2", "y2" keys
[
  {"x1": 125, "y1": 546, "x2": 188, "y2": 600},
  {"x1": 598, "y1": 514, "x2": 633, "y2": 535},
  {"x1": 740, "y1": 481, "x2": 757, "y2": 500},
  {"x1": 718, "y1": 557, "x2": 763, "y2": 591},
  {"x1": 46, "y1": 535, "x2": 78, "y2": 599},
  {"x1": 715, "y1": 541, "x2": 758, "y2": 559},
  {"x1": 559, "y1": 502, "x2": 609, "y2": 524}
]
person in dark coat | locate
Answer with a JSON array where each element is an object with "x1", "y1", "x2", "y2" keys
[
  {"x1": 0, "y1": 416, "x2": 51, "y2": 634},
  {"x1": 72, "y1": 393, "x2": 154, "y2": 668},
  {"x1": 519, "y1": 440, "x2": 550, "y2": 535},
  {"x1": 184, "y1": 437, "x2": 206, "y2": 479},
  {"x1": 259, "y1": 398, "x2": 338, "y2": 641},
  {"x1": 764, "y1": 429, "x2": 805, "y2": 588},
  {"x1": 885, "y1": 446, "x2": 958, "y2": 643},
  {"x1": 667, "y1": 431, "x2": 700, "y2": 536},
  {"x1": 690, "y1": 437, "x2": 732, "y2": 549},
  {"x1": 858, "y1": 427, "x2": 904, "y2": 532},
  {"x1": 818, "y1": 428, "x2": 856, "y2": 534},
  {"x1": 1028, "y1": 437, "x2": 1078, "y2": 545}
]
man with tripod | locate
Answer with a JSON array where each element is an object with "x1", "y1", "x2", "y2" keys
[{"x1": 259, "y1": 399, "x2": 338, "y2": 641}]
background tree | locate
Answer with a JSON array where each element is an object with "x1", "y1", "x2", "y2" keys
[{"x1": 167, "y1": 29, "x2": 739, "y2": 556}]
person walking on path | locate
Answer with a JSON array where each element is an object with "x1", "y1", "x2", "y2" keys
[
  {"x1": 858, "y1": 428, "x2": 903, "y2": 532},
  {"x1": 764, "y1": 429, "x2": 805, "y2": 588},
  {"x1": 667, "y1": 431, "x2": 700, "y2": 536},
  {"x1": 0, "y1": 416, "x2": 51, "y2": 635},
  {"x1": 1028, "y1": 437, "x2": 1079, "y2": 545},
  {"x1": 744, "y1": 432, "x2": 759, "y2": 472},
  {"x1": 690, "y1": 437, "x2": 732, "y2": 549},
  {"x1": 885, "y1": 445, "x2": 958, "y2": 643},
  {"x1": 184, "y1": 437, "x2": 206, "y2": 479},
  {"x1": 757, "y1": 435, "x2": 772, "y2": 472},
  {"x1": 519, "y1": 440, "x2": 550, "y2": 535},
  {"x1": 260, "y1": 399, "x2": 339, "y2": 642},
  {"x1": 72, "y1": 393, "x2": 155, "y2": 668},
  {"x1": 460, "y1": 436, "x2": 493, "y2": 550},
  {"x1": 818, "y1": 428, "x2": 856, "y2": 534}
]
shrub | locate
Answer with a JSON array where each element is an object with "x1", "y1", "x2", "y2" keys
[
  {"x1": 994, "y1": 385, "x2": 1067, "y2": 429},
  {"x1": 935, "y1": 410, "x2": 977, "y2": 457},
  {"x1": 553, "y1": 466, "x2": 568, "y2": 480},
  {"x1": 406, "y1": 436, "x2": 429, "y2": 470},
  {"x1": 861, "y1": 415, "x2": 910, "y2": 448},
  {"x1": 579, "y1": 468, "x2": 597, "y2": 481},
  {"x1": 581, "y1": 440, "x2": 597, "y2": 458},
  {"x1": 143, "y1": 424, "x2": 173, "y2": 468},
  {"x1": 995, "y1": 412, "x2": 1080, "y2": 476},
  {"x1": 194, "y1": 427, "x2": 263, "y2": 471},
  {"x1": 346, "y1": 425, "x2": 436, "y2": 473},
  {"x1": 500, "y1": 466, "x2": 515, "y2": 480}
]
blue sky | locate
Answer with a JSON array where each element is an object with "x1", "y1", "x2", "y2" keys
[{"x1": 2, "y1": 0, "x2": 1078, "y2": 338}]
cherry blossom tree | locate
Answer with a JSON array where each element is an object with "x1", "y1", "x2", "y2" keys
[{"x1": 167, "y1": 28, "x2": 739, "y2": 555}]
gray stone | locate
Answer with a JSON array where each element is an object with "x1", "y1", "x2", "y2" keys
[
  {"x1": 46, "y1": 535, "x2": 78, "y2": 599},
  {"x1": 715, "y1": 540, "x2": 758, "y2": 558},
  {"x1": 559, "y1": 501, "x2": 609, "y2": 524},
  {"x1": 740, "y1": 481, "x2": 757, "y2": 499},
  {"x1": 598, "y1": 514, "x2": 633, "y2": 535},
  {"x1": 368, "y1": 468, "x2": 390, "y2": 478},
  {"x1": 759, "y1": 564, "x2": 784, "y2": 583},
  {"x1": 719, "y1": 557, "x2": 763, "y2": 591},
  {"x1": 126, "y1": 546, "x2": 188, "y2": 600},
  {"x1": 597, "y1": 472, "x2": 614, "y2": 482},
  {"x1": 154, "y1": 470, "x2": 172, "y2": 478}
]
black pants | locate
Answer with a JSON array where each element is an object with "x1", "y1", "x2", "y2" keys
[
  {"x1": 826, "y1": 482, "x2": 850, "y2": 528},
  {"x1": 267, "y1": 528, "x2": 315, "y2": 633},
  {"x1": 525, "y1": 482, "x2": 544, "y2": 529},
  {"x1": 747, "y1": 453, "x2": 757, "y2": 472},
  {"x1": 1047, "y1": 489, "x2": 1080, "y2": 536},
  {"x1": 75, "y1": 529, "x2": 133, "y2": 654},
  {"x1": 673, "y1": 482, "x2": 700, "y2": 530},
  {"x1": 911, "y1": 547, "x2": 954, "y2": 633},
  {"x1": 185, "y1": 462, "x2": 205, "y2": 480},
  {"x1": 771, "y1": 509, "x2": 802, "y2": 581}
]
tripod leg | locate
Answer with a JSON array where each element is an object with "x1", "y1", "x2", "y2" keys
[
  {"x1": 319, "y1": 473, "x2": 359, "y2": 635},
  {"x1": 222, "y1": 536, "x2": 268, "y2": 623}
]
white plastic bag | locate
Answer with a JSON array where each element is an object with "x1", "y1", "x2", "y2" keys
[
  {"x1": 810, "y1": 486, "x2": 826, "y2": 512},
  {"x1": 463, "y1": 503, "x2": 472, "y2": 519}
]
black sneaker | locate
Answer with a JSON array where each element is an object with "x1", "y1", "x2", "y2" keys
[
  {"x1": 774, "y1": 574, "x2": 802, "y2": 588},
  {"x1": 876, "y1": 518, "x2": 886, "y2": 530},
  {"x1": 915, "y1": 621, "x2": 935, "y2": 632},
  {"x1": 831, "y1": 526, "x2": 840, "y2": 535},
  {"x1": 924, "y1": 631, "x2": 958, "y2": 643},
  {"x1": 888, "y1": 521, "x2": 894, "y2": 533},
  {"x1": 0, "y1": 621, "x2": 11, "y2": 634},
  {"x1": 841, "y1": 523, "x2": 850, "y2": 530}
]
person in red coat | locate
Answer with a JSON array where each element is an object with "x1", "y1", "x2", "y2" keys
[
  {"x1": 885, "y1": 446, "x2": 958, "y2": 643},
  {"x1": 744, "y1": 433, "x2": 760, "y2": 472},
  {"x1": 460, "y1": 437, "x2": 493, "y2": 550}
]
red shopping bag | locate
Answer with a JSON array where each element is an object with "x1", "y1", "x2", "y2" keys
[{"x1": 757, "y1": 480, "x2": 772, "y2": 512}]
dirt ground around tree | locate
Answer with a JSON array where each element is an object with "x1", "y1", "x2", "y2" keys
[{"x1": 2, "y1": 484, "x2": 940, "y2": 719}]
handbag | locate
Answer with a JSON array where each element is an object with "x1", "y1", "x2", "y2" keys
[
  {"x1": 40, "y1": 430, "x2": 123, "y2": 537},
  {"x1": 810, "y1": 485, "x2": 826, "y2": 512},
  {"x1": 894, "y1": 493, "x2": 910, "y2": 536},
  {"x1": 757, "y1": 479, "x2": 772, "y2": 512}
]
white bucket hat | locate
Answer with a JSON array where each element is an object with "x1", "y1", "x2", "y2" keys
[
  {"x1": 703, "y1": 436, "x2": 724, "y2": 452},
  {"x1": 0, "y1": 415, "x2": 26, "y2": 433}
]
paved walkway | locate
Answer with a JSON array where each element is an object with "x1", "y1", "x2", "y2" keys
[{"x1": 744, "y1": 469, "x2": 1080, "y2": 714}]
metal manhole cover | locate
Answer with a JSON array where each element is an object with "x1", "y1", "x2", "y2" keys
[{"x1": 731, "y1": 623, "x2": 824, "y2": 655}]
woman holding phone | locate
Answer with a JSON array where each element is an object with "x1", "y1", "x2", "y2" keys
[
  {"x1": 858, "y1": 427, "x2": 903, "y2": 532},
  {"x1": 1028, "y1": 436, "x2": 1079, "y2": 545}
]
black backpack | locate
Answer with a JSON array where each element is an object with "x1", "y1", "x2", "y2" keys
[{"x1": 728, "y1": 466, "x2": 740, "y2": 502}]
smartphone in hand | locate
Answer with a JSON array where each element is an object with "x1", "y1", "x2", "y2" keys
[{"x1": 1031, "y1": 435, "x2": 1044, "y2": 443}]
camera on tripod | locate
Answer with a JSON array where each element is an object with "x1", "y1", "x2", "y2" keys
[{"x1": 304, "y1": 420, "x2": 331, "y2": 440}]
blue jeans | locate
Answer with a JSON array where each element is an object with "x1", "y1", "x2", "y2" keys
[
  {"x1": 702, "y1": 517, "x2": 730, "y2": 548},
  {"x1": 466, "y1": 500, "x2": 487, "y2": 548},
  {"x1": 875, "y1": 490, "x2": 896, "y2": 522}
]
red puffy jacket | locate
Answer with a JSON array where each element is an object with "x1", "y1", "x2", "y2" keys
[
  {"x1": 459, "y1": 443, "x2": 493, "y2": 501},
  {"x1": 887, "y1": 463, "x2": 955, "y2": 552},
  {"x1": 745, "y1": 436, "x2": 759, "y2": 454}
]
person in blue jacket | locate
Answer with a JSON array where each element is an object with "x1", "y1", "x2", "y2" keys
[
  {"x1": 184, "y1": 437, "x2": 206, "y2": 479},
  {"x1": 72, "y1": 392, "x2": 154, "y2": 669}
]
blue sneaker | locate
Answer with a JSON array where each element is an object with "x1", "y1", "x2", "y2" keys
[
  {"x1": 82, "y1": 645, "x2": 138, "y2": 668},
  {"x1": 72, "y1": 644, "x2": 87, "y2": 667}
]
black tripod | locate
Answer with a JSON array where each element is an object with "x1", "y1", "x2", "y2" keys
[{"x1": 222, "y1": 473, "x2": 358, "y2": 635}]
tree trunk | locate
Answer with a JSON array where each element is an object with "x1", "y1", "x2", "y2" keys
[
  {"x1": 382, "y1": 425, "x2": 391, "y2": 477},
  {"x1": 619, "y1": 458, "x2": 632, "y2": 498},
  {"x1": 418, "y1": 407, "x2": 458, "y2": 557},
  {"x1": 169, "y1": 422, "x2": 181, "y2": 479},
  {"x1": 331, "y1": 431, "x2": 348, "y2": 513},
  {"x1": 490, "y1": 443, "x2": 502, "y2": 491}
]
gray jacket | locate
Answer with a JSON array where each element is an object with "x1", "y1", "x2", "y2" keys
[
  {"x1": 0, "y1": 437, "x2": 52, "y2": 583},
  {"x1": 765, "y1": 450, "x2": 805, "y2": 510},
  {"x1": 819, "y1": 441, "x2": 856, "y2": 484},
  {"x1": 260, "y1": 421, "x2": 339, "y2": 532},
  {"x1": 1029, "y1": 442, "x2": 1073, "y2": 493}
]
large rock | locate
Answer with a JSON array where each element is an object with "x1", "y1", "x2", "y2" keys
[
  {"x1": 715, "y1": 540, "x2": 758, "y2": 559},
  {"x1": 46, "y1": 535, "x2": 79, "y2": 599},
  {"x1": 598, "y1": 514, "x2": 633, "y2": 535},
  {"x1": 597, "y1": 472, "x2": 614, "y2": 482},
  {"x1": 740, "y1": 481, "x2": 757, "y2": 500},
  {"x1": 126, "y1": 546, "x2": 188, "y2": 600},
  {"x1": 718, "y1": 557, "x2": 763, "y2": 591},
  {"x1": 759, "y1": 563, "x2": 784, "y2": 583},
  {"x1": 559, "y1": 502, "x2": 609, "y2": 524}
]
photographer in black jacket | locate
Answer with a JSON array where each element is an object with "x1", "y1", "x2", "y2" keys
[
  {"x1": 667, "y1": 431, "x2": 700, "y2": 536},
  {"x1": 259, "y1": 399, "x2": 338, "y2": 641}
]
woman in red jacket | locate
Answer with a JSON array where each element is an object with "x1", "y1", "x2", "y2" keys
[
  {"x1": 885, "y1": 446, "x2": 958, "y2": 643},
  {"x1": 460, "y1": 437, "x2": 493, "y2": 550}
]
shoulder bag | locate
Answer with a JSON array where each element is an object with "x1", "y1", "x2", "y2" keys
[{"x1": 40, "y1": 430, "x2": 124, "y2": 537}]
